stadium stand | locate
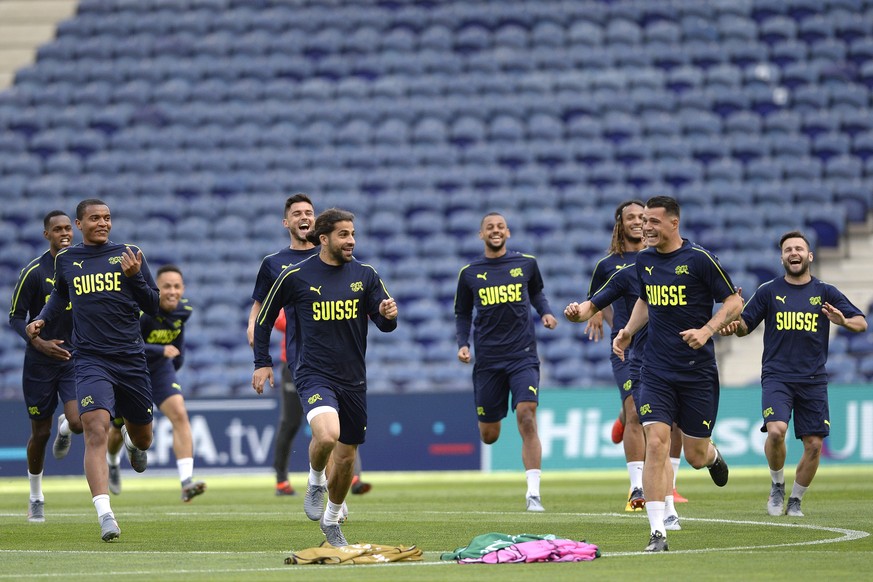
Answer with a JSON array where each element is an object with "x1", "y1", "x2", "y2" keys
[{"x1": 1, "y1": 0, "x2": 872, "y2": 397}]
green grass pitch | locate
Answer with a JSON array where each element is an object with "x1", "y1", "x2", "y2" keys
[{"x1": 1, "y1": 467, "x2": 871, "y2": 581}]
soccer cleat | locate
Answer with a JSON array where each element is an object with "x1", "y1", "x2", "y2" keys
[
  {"x1": 627, "y1": 487, "x2": 646, "y2": 511},
  {"x1": 100, "y1": 513, "x2": 120, "y2": 542},
  {"x1": 707, "y1": 445, "x2": 729, "y2": 487},
  {"x1": 786, "y1": 497, "x2": 804, "y2": 517},
  {"x1": 52, "y1": 414, "x2": 71, "y2": 459},
  {"x1": 121, "y1": 426, "x2": 148, "y2": 473},
  {"x1": 181, "y1": 478, "x2": 207, "y2": 503},
  {"x1": 304, "y1": 483, "x2": 327, "y2": 521},
  {"x1": 672, "y1": 488, "x2": 689, "y2": 503},
  {"x1": 664, "y1": 515, "x2": 682, "y2": 531},
  {"x1": 27, "y1": 500, "x2": 45, "y2": 523},
  {"x1": 350, "y1": 475, "x2": 372, "y2": 495},
  {"x1": 320, "y1": 516, "x2": 348, "y2": 547},
  {"x1": 275, "y1": 481, "x2": 296, "y2": 496},
  {"x1": 526, "y1": 495, "x2": 545, "y2": 512},
  {"x1": 644, "y1": 531, "x2": 668, "y2": 552},
  {"x1": 767, "y1": 482, "x2": 785, "y2": 516},
  {"x1": 108, "y1": 464, "x2": 121, "y2": 495},
  {"x1": 611, "y1": 416, "x2": 625, "y2": 444}
]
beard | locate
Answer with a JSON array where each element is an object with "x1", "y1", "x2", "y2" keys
[
  {"x1": 327, "y1": 244, "x2": 353, "y2": 264},
  {"x1": 782, "y1": 259, "x2": 810, "y2": 277}
]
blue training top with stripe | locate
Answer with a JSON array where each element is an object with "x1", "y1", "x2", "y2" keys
[
  {"x1": 252, "y1": 246, "x2": 320, "y2": 371},
  {"x1": 634, "y1": 239, "x2": 735, "y2": 370},
  {"x1": 141, "y1": 298, "x2": 192, "y2": 371},
  {"x1": 37, "y1": 241, "x2": 160, "y2": 356},
  {"x1": 253, "y1": 253, "x2": 396, "y2": 388},
  {"x1": 590, "y1": 262, "x2": 647, "y2": 368},
  {"x1": 741, "y1": 276, "x2": 864, "y2": 382},
  {"x1": 8, "y1": 249, "x2": 74, "y2": 361},
  {"x1": 588, "y1": 250, "x2": 640, "y2": 340},
  {"x1": 454, "y1": 250, "x2": 553, "y2": 361}
]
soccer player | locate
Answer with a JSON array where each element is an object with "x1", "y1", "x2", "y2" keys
[
  {"x1": 454, "y1": 212, "x2": 558, "y2": 512},
  {"x1": 246, "y1": 194, "x2": 371, "y2": 498},
  {"x1": 252, "y1": 208, "x2": 397, "y2": 547},
  {"x1": 565, "y1": 235, "x2": 683, "y2": 532},
  {"x1": 719, "y1": 231, "x2": 866, "y2": 517},
  {"x1": 612, "y1": 196, "x2": 743, "y2": 552},
  {"x1": 9, "y1": 210, "x2": 83, "y2": 522},
  {"x1": 26, "y1": 199, "x2": 159, "y2": 542},
  {"x1": 106, "y1": 264, "x2": 206, "y2": 502}
]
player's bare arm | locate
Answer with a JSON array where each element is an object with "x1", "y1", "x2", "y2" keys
[
  {"x1": 246, "y1": 301, "x2": 261, "y2": 347},
  {"x1": 823, "y1": 302, "x2": 868, "y2": 332},
  {"x1": 681, "y1": 292, "x2": 744, "y2": 349}
]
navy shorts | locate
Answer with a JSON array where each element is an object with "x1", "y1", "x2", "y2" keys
[
  {"x1": 296, "y1": 375, "x2": 367, "y2": 445},
  {"x1": 22, "y1": 351, "x2": 76, "y2": 421},
  {"x1": 637, "y1": 364, "x2": 720, "y2": 438},
  {"x1": 75, "y1": 351, "x2": 154, "y2": 425},
  {"x1": 472, "y1": 356, "x2": 540, "y2": 423},
  {"x1": 761, "y1": 378, "x2": 830, "y2": 439},
  {"x1": 149, "y1": 359, "x2": 182, "y2": 407},
  {"x1": 611, "y1": 353, "x2": 642, "y2": 405}
]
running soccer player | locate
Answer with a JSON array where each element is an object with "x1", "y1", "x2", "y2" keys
[
  {"x1": 106, "y1": 264, "x2": 206, "y2": 502},
  {"x1": 719, "y1": 231, "x2": 866, "y2": 517},
  {"x1": 26, "y1": 199, "x2": 159, "y2": 542},
  {"x1": 247, "y1": 194, "x2": 371, "y2": 499},
  {"x1": 613, "y1": 196, "x2": 743, "y2": 552},
  {"x1": 454, "y1": 212, "x2": 558, "y2": 512},
  {"x1": 252, "y1": 208, "x2": 397, "y2": 547},
  {"x1": 565, "y1": 238, "x2": 682, "y2": 532},
  {"x1": 9, "y1": 210, "x2": 83, "y2": 522}
]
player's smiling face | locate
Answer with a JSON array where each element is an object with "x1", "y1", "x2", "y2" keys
[
  {"x1": 781, "y1": 237, "x2": 812, "y2": 278},
  {"x1": 642, "y1": 206, "x2": 677, "y2": 251},
  {"x1": 157, "y1": 270, "x2": 184, "y2": 312},
  {"x1": 76, "y1": 204, "x2": 111, "y2": 245},
  {"x1": 44, "y1": 215, "x2": 73, "y2": 254},
  {"x1": 285, "y1": 201, "x2": 315, "y2": 245},
  {"x1": 620, "y1": 203, "x2": 644, "y2": 244},
  {"x1": 323, "y1": 220, "x2": 355, "y2": 264},
  {"x1": 479, "y1": 214, "x2": 510, "y2": 252}
]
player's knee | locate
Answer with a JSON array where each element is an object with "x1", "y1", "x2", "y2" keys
[
  {"x1": 684, "y1": 446, "x2": 709, "y2": 469},
  {"x1": 479, "y1": 428, "x2": 499, "y2": 444}
]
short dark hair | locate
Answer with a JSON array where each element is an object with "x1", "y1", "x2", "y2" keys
[
  {"x1": 480, "y1": 212, "x2": 506, "y2": 228},
  {"x1": 778, "y1": 230, "x2": 811, "y2": 251},
  {"x1": 156, "y1": 264, "x2": 183, "y2": 278},
  {"x1": 76, "y1": 198, "x2": 107, "y2": 220},
  {"x1": 645, "y1": 195, "x2": 680, "y2": 219},
  {"x1": 284, "y1": 193, "x2": 313, "y2": 215},
  {"x1": 43, "y1": 210, "x2": 68, "y2": 230},
  {"x1": 306, "y1": 208, "x2": 355, "y2": 245}
]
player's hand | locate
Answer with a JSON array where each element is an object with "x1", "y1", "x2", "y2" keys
[
  {"x1": 120, "y1": 246, "x2": 143, "y2": 277},
  {"x1": 680, "y1": 327, "x2": 710, "y2": 349},
  {"x1": 457, "y1": 346, "x2": 471, "y2": 364},
  {"x1": 563, "y1": 302, "x2": 585, "y2": 322},
  {"x1": 612, "y1": 329, "x2": 631, "y2": 361},
  {"x1": 380, "y1": 298, "x2": 398, "y2": 320},
  {"x1": 163, "y1": 345, "x2": 181, "y2": 359},
  {"x1": 542, "y1": 314, "x2": 557, "y2": 329},
  {"x1": 31, "y1": 337, "x2": 71, "y2": 361},
  {"x1": 252, "y1": 367, "x2": 274, "y2": 394},
  {"x1": 585, "y1": 311, "x2": 604, "y2": 342},
  {"x1": 719, "y1": 320, "x2": 741, "y2": 336},
  {"x1": 25, "y1": 319, "x2": 44, "y2": 340},
  {"x1": 822, "y1": 302, "x2": 846, "y2": 326}
]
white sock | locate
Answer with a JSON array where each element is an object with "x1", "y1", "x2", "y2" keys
[
  {"x1": 646, "y1": 501, "x2": 666, "y2": 537},
  {"x1": 525, "y1": 469, "x2": 541, "y2": 497},
  {"x1": 665, "y1": 494, "x2": 677, "y2": 518},
  {"x1": 670, "y1": 457, "x2": 680, "y2": 489},
  {"x1": 120, "y1": 425, "x2": 135, "y2": 451},
  {"x1": 309, "y1": 465, "x2": 326, "y2": 486},
  {"x1": 58, "y1": 414, "x2": 71, "y2": 437},
  {"x1": 770, "y1": 468, "x2": 785, "y2": 485},
  {"x1": 177, "y1": 457, "x2": 194, "y2": 483},
  {"x1": 93, "y1": 494, "x2": 112, "y2": 518},
  {"x1": 790, "y1": 482, "x2": 809, "y2": 500},
  {"x1": 107, "y1": 450, "x2": 121, "y2": 466},
  {"x1": 324, "y1": 500, "x2": 343, "y2": 525},
  {"x1": 627, "y1": 461, "x2": 644, "y2": 490},
  {"x1": 28, "y1": 471, "x2": 44, "y2": 502}
]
